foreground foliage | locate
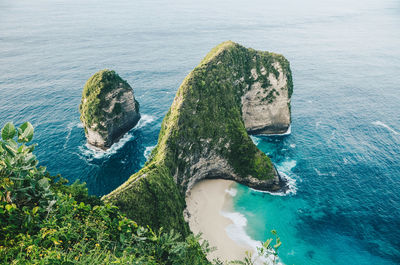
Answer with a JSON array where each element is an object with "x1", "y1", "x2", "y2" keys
[
  {"x1": 0, "y1": 121, "x2": 283, "y2": 264},
  {"x1": 0, "y1": 122, "x2": 211, "y2": 264}
]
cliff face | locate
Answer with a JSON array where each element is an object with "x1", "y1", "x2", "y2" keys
[
  {"x1": 103, "y1": 41, "x2": 293, "y2": 234},
  {"x1": 242, "y1": 61, "x2": 292, "y2": 134},
  {"x1": 79, "y1": 70, "x2": 140, "y2": 150}
]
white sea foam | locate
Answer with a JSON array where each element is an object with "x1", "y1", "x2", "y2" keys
[
  {"x1": 279, "y1": 125, "x2": 291, "y2": 136},
  {"x1": 144, "y1": 145, "x2": 156, "y2": 160},
  {"x1": 220, "y1": 211, "x2": 284, "y2": 265},
  {"x1": 63, "y1": 122, "x2": 74, "y2": 149},
  {"x1": 372, "y1": 121, "x2": 399, "y2": 135},
  {"x1": 277, "y1": 159, "x2": 297, "y2": 173},
  {"x1": 136, "y1": 114, "x2": 156, "y2": 129},
  {"x1": 249, "y1": 159, "x2": 298, "y2": 196},
  {"x1": 290, "y1": 144, "x2": 296, "y2": 148},
  {"x1": 250, "y1": 136, "x2": 261, "y2": 146},
  {"x1": 250, "y1": 172, "x2": 297, "y2": 196},
  {"x1": 78, "y1": 114, "x2": 156, "y2": 161},
  {"x1": 79, "y1": 132, "x2": 135, "y2": 160},
  {"x1": 275, "y1": 160, "x2": 298, "y2": 195},
  {"x1": 258, "y1": 125, "x2": 292, "y2": 137},
  {"x1": 225, "y1": 187, "x2": 237, "y2": 197},
  {"x1": 64, "y1": 122, "x2": 83, "y2": 149}
]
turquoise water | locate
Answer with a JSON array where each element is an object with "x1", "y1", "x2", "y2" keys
[{"x1": 1, "y1": 0, "x2": 399, "y2": 264}]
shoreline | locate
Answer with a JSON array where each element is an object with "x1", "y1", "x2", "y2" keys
[{"x1": 185, "y1": 179, "x2": 252, "y2": 263}]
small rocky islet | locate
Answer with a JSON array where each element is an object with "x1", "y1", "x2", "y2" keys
[
  {"x1": 79, "y1": 41, "x2": 293, "y2": 235},
  {"x1": 79, "y1": 69, "x2": 140, "y2": 150}
]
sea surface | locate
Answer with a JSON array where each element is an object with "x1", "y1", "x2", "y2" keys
[{"x1": 0, "y1": 0, "x2": 399, "y2": 264}]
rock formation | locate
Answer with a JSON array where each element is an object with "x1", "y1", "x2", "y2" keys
[
  {"x1": 79, "y1": 70, "x2": 140, "y2": 150},
  {"x1": 242, "y1": 61, "x2": 292, "y2": 134},
  {"x1": 103, "y1": 41, "x2": 293, "y2": 234}
]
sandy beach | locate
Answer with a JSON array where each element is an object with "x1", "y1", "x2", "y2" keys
[{"x1": 185, "y1": 179, "x2": 253, "y2": 263}]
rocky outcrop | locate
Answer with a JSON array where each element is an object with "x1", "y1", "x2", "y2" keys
[
  {"x1": 103, "y1": 41, "x2": 293, "y2": 234},
  {"x1": 242, "y1": 61, "x2": 292, "y2": 134},
  {"x1": 79, "y1": 70, "x2": 140, "y2": 150}
]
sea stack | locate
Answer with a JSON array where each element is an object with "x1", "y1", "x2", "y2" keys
[
  {"x1": 103, "y1": 41, "x2": 293, "y2": 234},
  {"x1": 79, "y1": 70, "x2": 140, "y2": 150}
]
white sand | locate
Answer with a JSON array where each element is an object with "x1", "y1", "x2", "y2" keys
[{"x1": 185, "y1": 179, "x2": 253, "y2": 263}]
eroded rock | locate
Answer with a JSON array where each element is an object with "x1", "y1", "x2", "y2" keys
[
  {"x1": 103, "y1": 41, "x2": 293, "y2": 233},
  {"x1": 79, "y1": 70, "x2": 140, "y2": 150}
]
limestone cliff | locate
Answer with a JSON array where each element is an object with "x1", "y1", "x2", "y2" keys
[
  {"x1": 79, "y1": 70, "x2": 140, "y2": 150},
  {"x1": 103, "y1": 41, "x2": 293, "y2": 234},
  {"x1": 242, "y1": 61, "x2": 292, "y2": 134}
]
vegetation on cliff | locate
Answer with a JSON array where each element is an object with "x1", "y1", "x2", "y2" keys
[
  {"x1": 79, "y1": 69, "x2": 140, "y2": 149},
  {"x1": 104, "y1": 41, "x2": 293, "y2": 233},
  {"x1": 0, "y1": 41, "x2": 293, "y2": 264},
  {"x1": 0, "y1": 122, "x2": 211, "y2": 264},
  {"x1": 0, "y1": 121, "x2": 284, "y2": 264},
  {"x1": 80, "y1": 70, "x2": 130, "y2": 129}
]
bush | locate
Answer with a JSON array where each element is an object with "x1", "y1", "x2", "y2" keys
[
  {"x1": 0, "y1": 121, "x2": 282, "y2": 265},
  {"x1": 0, "y1": 122, "x2": 211, "y2": 264}
]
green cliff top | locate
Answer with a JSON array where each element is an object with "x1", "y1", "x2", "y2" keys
[
  {"x1": 79, "y1": 69, "x2": 132, "y2": 131},
  {"x1": 104, "y1": 41, "x2": 293, "y2": 234}
]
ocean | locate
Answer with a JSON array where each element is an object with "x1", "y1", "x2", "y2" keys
[{"x1": 0, "y1": 0, "x2": 399, "y2": 264}]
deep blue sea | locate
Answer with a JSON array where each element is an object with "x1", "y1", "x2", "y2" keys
[{"x1": 1, "y1": 0, "x2": 399, "y2": 264}]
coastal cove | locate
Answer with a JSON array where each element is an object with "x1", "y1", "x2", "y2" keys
[
  {"x1": 186, "y1": 179, "x2": 289, "y2": 265},
  {"x1": 185, "y1": 179, "x2": 251, "y2": 263},
  {"x1": 1, "y1": 0, "x2": 400, "y2": 264}
]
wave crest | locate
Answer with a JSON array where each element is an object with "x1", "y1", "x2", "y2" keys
[
  {"x1": 144, "y1": 145, "x2": 156, "y2": 160},
  {"x1": 220, "y1": 211, "x2": 284, "y2": 265},
  {"x1": 372, "y1": 120, "x2": 399, "y2": 135},
  {"x1": 79, "y1": 132, "x2": 135, "y2": 161}
]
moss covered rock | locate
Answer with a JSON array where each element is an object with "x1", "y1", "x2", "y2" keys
[
  {"x1": 103, "y1": 41, "x2": 293, "y2": 234},
  {"x1": 79, "y1": 70, "x2": 140, "y2": 150}
]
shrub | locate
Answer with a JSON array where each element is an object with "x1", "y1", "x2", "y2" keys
[
  {"x1": 0, "y1": 121, "x2": 282, "y2": 265},
  {"x1": 0, "y1": 122, "x2": 210, "y2": 264}
]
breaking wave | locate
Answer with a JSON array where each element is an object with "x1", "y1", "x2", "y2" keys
[
  {"x1": 220, "y1": 210, "x2": 284, "y2": 265},
  {"x1": 78, "y1": 114, "x2": 156, "y2": 161}
]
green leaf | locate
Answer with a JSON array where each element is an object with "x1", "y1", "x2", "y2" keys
[
  {"x1": 3, "y1": 141, "x2": 18, "y2": 157},
  {"x1": 17, "y1": 145, "x2": 24, "y2": 153},
  {"x1": 32, "y1": 206, "x2": 39, "y2": 215},
  {"x1": 4, "y1": 156, "x2": 12, "y2": 167},
  {"x1": 1, "y1": 122, "x2": 16, "y2": 140},
  {"x1": 27, "y1": 144, "x2": 36, "y2": 153},
  {"x1": 5, "y1": 139, "x2": 18, "y2": 150},
  {"x1": 263, "y1": 238, "x2": 273, "y2": 249},
  {"x1": 5, "y1": 204, "x2": 15, "y2": 212},
  {"x1": 273, "y1": 241, "x2": 282, "y2": 249},
  {"x1": 25, "y1": 154, "x2": 37, "y2": 166},
  {"x1": 18, "y1": 122, "x2": 34, "y2": 143}
]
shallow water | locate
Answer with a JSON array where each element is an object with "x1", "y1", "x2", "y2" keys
[{"x1": 1, "y1": 0, "x2": 399, "y2": 264}]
